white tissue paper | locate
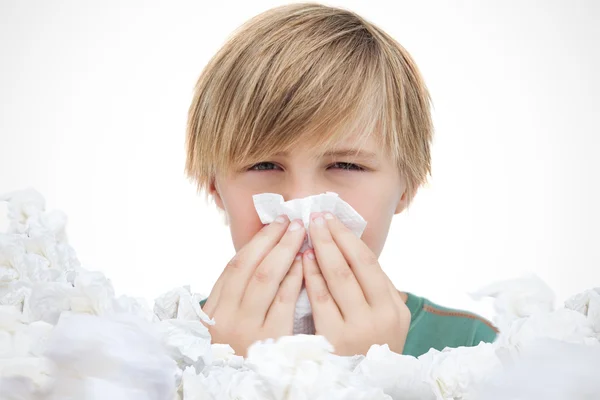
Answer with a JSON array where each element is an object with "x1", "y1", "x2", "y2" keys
[
  {"x1": 4, "y1": 187, "x2": 600, "y2": 400},
  {"x1": 252, "y1": 192, "x2": 367, "y2": 335}
]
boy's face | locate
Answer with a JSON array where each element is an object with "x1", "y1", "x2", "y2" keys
[{"x1": 210, "y1": 132, "x2": 413, "y2": 258}]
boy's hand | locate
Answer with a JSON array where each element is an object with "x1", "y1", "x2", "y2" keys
[
  {"x1": 303, "y1": 212, "x2": 411, "y2": 356},
  {"x1": 201, "y1": 216, "x2": 306, "y2": 357}
]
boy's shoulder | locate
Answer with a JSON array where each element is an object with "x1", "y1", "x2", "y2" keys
[{"x1": 402, "y1": 291, "x2": 499, "y2": 357}]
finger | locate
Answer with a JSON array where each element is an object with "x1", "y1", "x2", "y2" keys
[
  {"x1": 309, "y1": 212, "x2": 368, "y2": 318},
  {"x1": 302, "y1": 249, "x2": 343, "y2": 329},
  {"x1": 264, "y1": 253, "x2": 304, "y2": 331},
  {"x1": 200, "y1": 266, "x2": 227, "y2": 317},
  {"x1": 219, "y1": 215, "x2": 292, "y2": 312},
  {"x1": 241, "y1": 219, "x2": 306, "y2": 317},
  {"x1": 201, "y1": 244, "x2": 252, "y2": 315},
  {"x1": 321, "y1": 212, "x2": 391, "y2": 308}
]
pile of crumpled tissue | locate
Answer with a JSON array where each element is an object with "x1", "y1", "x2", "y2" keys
[{"x1": 0, "y1": 188, "x2": 599, "y2": 400}]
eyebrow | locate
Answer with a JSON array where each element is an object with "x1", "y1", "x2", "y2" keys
[{"x1": 274, "y1": 149, "x2": 379, "y2": 160}]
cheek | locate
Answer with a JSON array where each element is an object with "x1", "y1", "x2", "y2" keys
[
  {"x1": 357, "y1": 212, "x2": 392, "y2": 257},
  {"x1": 226, "y1": 202, "x2": 265, "y2": 252},
  {"x1": 342, "y1": 195, "x2": 396, "y2": 257}
]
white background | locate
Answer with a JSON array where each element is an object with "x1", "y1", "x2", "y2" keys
[{"x1": 1, "y1": 0, "x2": 598, "y2": 320}]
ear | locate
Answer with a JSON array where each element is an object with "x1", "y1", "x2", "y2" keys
[
  {"x1": 394, "y1": 186, "x2": 418, "y2": 215},
  {"x1": 208, "y1": 178, "x2": 225, "y2": 211}
]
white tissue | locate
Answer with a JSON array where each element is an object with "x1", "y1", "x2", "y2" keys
[
  {"x1": 252, "y1": 192, "x2": 367, "y2": 335},
  {"x1": 4, "y1": 187, "x2": 600, "y2": 400}
]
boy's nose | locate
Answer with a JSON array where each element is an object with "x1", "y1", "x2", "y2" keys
[
  {"x1": 283, "y1": 190, "x2": 318, "y2": 202},
  {"x1": 282, "y1": 182, "x2": 323, "y2": 202}
]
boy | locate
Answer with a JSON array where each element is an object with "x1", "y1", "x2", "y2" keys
[{"x1": 186, "y1": 3, "x2": 498, "y2": 358}]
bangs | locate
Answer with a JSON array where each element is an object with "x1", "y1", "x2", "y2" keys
[
  {"x1": 213, "y1": 28, "x2": 388, "y2": 174},
  {"x1": 229, "y1": 76, "x2": 386, "y2": 170}
]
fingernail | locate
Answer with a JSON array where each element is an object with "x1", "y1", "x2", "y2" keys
[
  {"x1": 274, "y1": 215, "x2": 287, "y2": 224},
  {"x1": 288, "y1": 220, "x2": 303, "y2": 231},
  {"x1": 313, "y1": 216, "x2": 324, "y2": 226},
  {"x1": 307, "y1": 251, "x2": 315, "y2": 260},
  {"x1": 323, "y1": 212, "x2": 334, "y2": 220},
  {"x1": 295, "y1": 253, "x2": 302, "y2": 261}
]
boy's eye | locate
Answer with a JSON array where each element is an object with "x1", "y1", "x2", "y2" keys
[
  {"x1": 330, "y1": 162, "x2": 365, "y2": 171},
  {"x1": 249, "y1": 162, "x2": 280, "y2": 171},
  {"x1": 248, "y1": 161, "x2": 365, "y2": 171}
]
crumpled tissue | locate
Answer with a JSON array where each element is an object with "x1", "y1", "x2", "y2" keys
[
  {"x1": 3, "y1": 187, "x2": 600, "y2": 400},
  {"x1": 469, "y1": 274, "x2": 556, "y2": 332},
  {"x1": 252, "y1": 192, "x2": 367, "y2": 335}
]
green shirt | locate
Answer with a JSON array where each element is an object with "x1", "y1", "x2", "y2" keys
[
  {"x1": 402, "y1": 291, "x2": 498, "y2": 357},
  {"x1": 199, "y1": 292, "x2": 498, "y2": 358}
]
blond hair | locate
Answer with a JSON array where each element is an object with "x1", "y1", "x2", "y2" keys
[{"x1": 185, "y1": 2, "x2": 433, "y2": 209}]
